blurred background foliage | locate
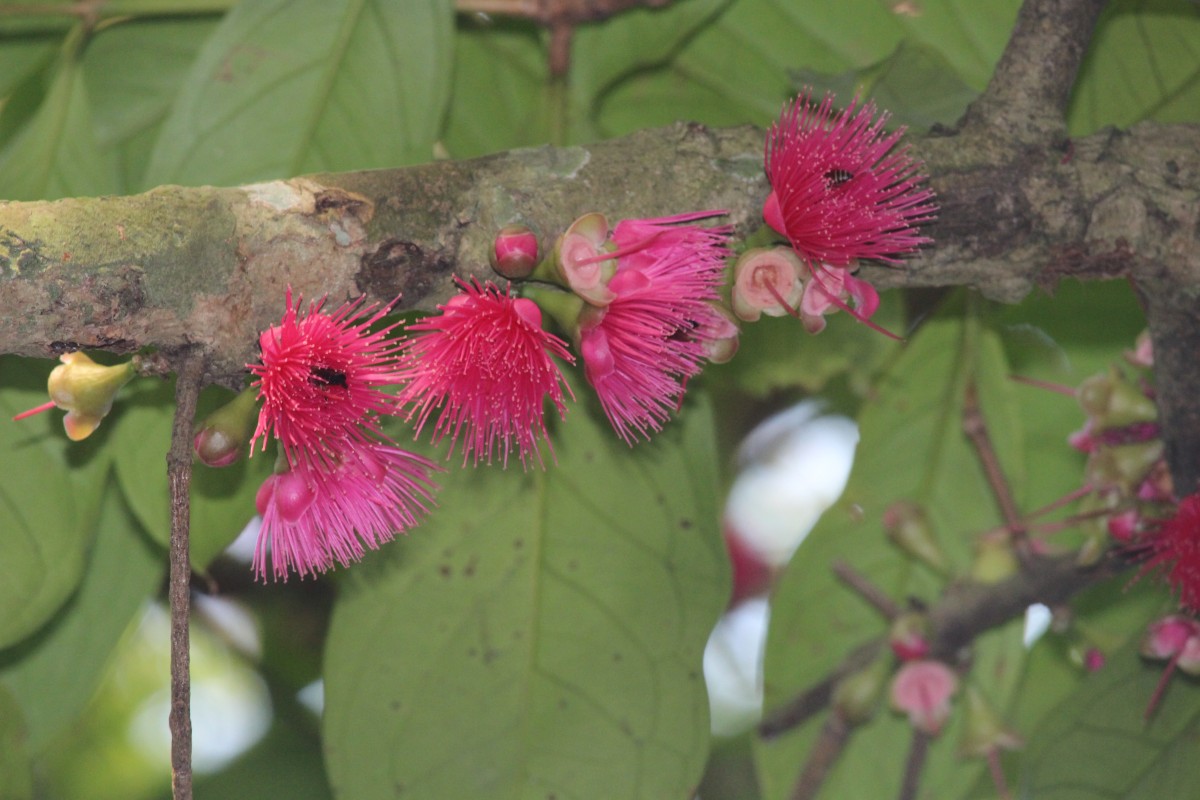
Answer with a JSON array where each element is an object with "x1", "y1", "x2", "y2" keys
[{"x1": 0, "y1": 0, "x2": 1198, "y2": 798}]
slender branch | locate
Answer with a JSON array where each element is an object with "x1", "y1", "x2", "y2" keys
[
  {"x1": 167, "y1": 350, "x2": 204, "y2": 800},
  {"x1": 789, "y1": 712, "x2": 852, "y2": 800},
  {"x1": 833, "y1": 559, "x2": 902, "y2": 620},
  {"x1": 897, "y1": 729, "x2": 931, "y2": 800},
  {"x1": 959, "y1": 0, "x2": 1108, "y2": 141},
  {"x1": 758, "y1": 641, "x2": 883, "y2": 739},
  {"x1": 963, "y1": 380, "x2": 1024, "y2": 535}
]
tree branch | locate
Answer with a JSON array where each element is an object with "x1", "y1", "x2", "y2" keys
[{"x1": 167, "y1": 350, "x2": 204, "y2": 800}]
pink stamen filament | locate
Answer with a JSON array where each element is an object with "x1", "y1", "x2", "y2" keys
[
  {"x1": 1009, "y1": 374, "x2": 1077, "y2": 397},
  {"x1": 987, "y1": 749, "x2": 1013, "y2": 800},
  {"x1": 766, "y1": 280, "x2": 800, "y2": 319},
  {"x1": 1144, "y1": 651, "x2": 1180, "y2": 723},
  {"x1": 12, "y1": 400, "x2": 56, "y2": 421}
]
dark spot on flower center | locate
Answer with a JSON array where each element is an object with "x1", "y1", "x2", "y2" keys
[{"x1": 309, "y1": 366, "x2": 348, "y2": 388}]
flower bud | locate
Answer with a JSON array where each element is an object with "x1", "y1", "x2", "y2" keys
[
  {"x1": 730, "y1": 247, "x2": 804, "y2": 322},
  {"x1": 1141, "y1": 615, "x2": 1200, "y2": 660},
  {"x1": 958, "y1": 686, "x2": 1022, "y2": 758},
  {"x1": 491, "y1": 224, "x2": 540, "y2": 279},
  {"x1": 832, "y1": 656, "x2": 889, "y2": 725},
  {"x1": 193, "y1": 387, "x2": 259, "y2": 467},
  {"x1": 1086, "y1": 440, "x2": 1164, "y2": 493},
  {"x1": 970, "y1": 535, "x2": 1019, "y2": 585},
  {"x1": 1076, "y1": 369, "x2": 1157, "y2": 429},
  {"x1": 890, "y1": 659, "x2": 958, "y2": 736},
  {"x1": 39, "y1": 352, "x2": 135, "y2": 440},
  {"x1": 702, "y1": 304, "x2": 740, "y2": 364},
  {"x1": 882, "y1": 500, "x2": 948, "y2": 574},
  {"x1": 889, "y1": 612, "x2": 931, "y2": 662}
]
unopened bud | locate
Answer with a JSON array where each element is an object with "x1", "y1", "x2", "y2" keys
[
  {"x1": 970, "y1": 535, "x2": 1018, "y2": 584},
  {"x1": 703, "y1": 304, "x2": 740, "y2": 364},
  {"x1": 959, "y1": 686, "x2": 1022, "y2": 758},
  {"x1": 832, "y1": 657, "x2": 889, "y2": 725},
  {"x1": 1086, "y1": 440, "x2": 1164, "y2": 493},
  {"x1": 491, "y1": 224, "x2": 540, "y2": 279},
  {"x1": 1076, "y1": 369, "x2": 1157, "y2": 429},
  {"x1": 1141, "y1": 615, "x2": 1200, "y2": 660},
  {"x1": 19, "y1": 352, "x2": 137, "y2": 441},
  {"x1": 889, "y1": 612, "x2": 931, "y2": 662},
  {"x1": 883, "y1": 500, "x2": 948, "y2": 574},
  {"x1": 193, "y1": 387, "x2": 259, "y2": 467}
]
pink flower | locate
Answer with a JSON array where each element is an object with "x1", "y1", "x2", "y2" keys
[
  {"x1": 763, "y1": 91, "x2": 935, "y2": 330},
  {"x1": 1140, "y1": 494, "x2": 1200, "y2": 612},
  {"x1": 253, "y1": 441, "x2": 437, "y2": 581},
  {"x1": 764, "y1": 91, "x2": 936, "y2": 267},
  {"x1": 730, "y1": 247, "x2": 805, "y2": 322},
  {"x1": 401, "y1": 279, "x2": 574, "y2": 468},
  {"x1": 577, "y1": 213, "x2": 731, "y2": 443},
  {"x1": 249, "y1": 289, "x2": 405, "y2": 464},
  {"x1": 890, "y1": 659, "x2": 959, "y2": 735}
]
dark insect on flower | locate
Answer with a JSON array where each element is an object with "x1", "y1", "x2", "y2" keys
[
  {"x1": 824, "y1": 168, "x2": 854, "y2": 187},
  {"x1": 309, "y1": 366, "x2": 349, "y2": 388}
]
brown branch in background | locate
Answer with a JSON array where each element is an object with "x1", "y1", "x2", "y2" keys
[
  {"x1": 167, "y1": 351, "x2": 204, "y2": 800},
  {"x1": 897, "y1": 729, "x2": 931, "y2": 800},
  {"x1": 758, "y1": 641, "x2": 883, "y2": 739},
  {"x1": 789, "y1": 713, "x2": 852, "y2": 800},
  {"x1": 962, "y1": 380, "x2": 1024, "y2": 536},
  {"x1": 959, "y1": 0, "x2": 1108, "y2": 140},
  {"x1": 833, "y1": 559, "x2": 902, "y2": 620}
]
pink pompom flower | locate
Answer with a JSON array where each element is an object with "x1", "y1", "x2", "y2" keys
[
  {"x1": 576, "y1": 212, "x2": 732, "y2": 443},
  {"x1": 253, "y1": 441, "x2": 438, "y2": 581},
  {"x1": 249, "y1": 289, "x2": 406, "y2": 465},
  {"x1": 1140, "y1": 493, "x2": 1200, "y2": 612},
  {"x1": 764, "y1": 91, "x2": 936, "y2": 330},
  {"x1": 400, "y1": 278, "x2": 574, "y2": 468}
]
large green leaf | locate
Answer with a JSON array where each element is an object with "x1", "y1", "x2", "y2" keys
[
  {"x1": 81, "y1": 15, "x2": 219, "y2": 193},
  {"x1": 441, "y1": 19, "x2": 548, "y2": 158},
  {"x1": 324, "y1": 396, "x2": 729, "y2": 799},
  {"x1": 1070, "y1": 0, "x2": 1200, "y2": 134},
  {"x1": 0, "y1": 34, "x2": 56, "y2": 101},
  {"x1": 0, "y1": 26, "x2": 120, "y2": 200},
  {"x1": 600, "y1": 0, "x2": 1020, "y2": 135},
  {"x1": 0, "y1": 357, "x2": 110, "y2": 649},
  {"x1": 145, "y1": 0, "x2": 453, "y2": 187},
  {"x1": 755, "y1": 299, "x2": 1028, "y2": 799},
  {"x1": 112, "y1": 380, "x2": 271, "y2": 571},
  {"x1": 0, "y1": 474, "x2": 162, "y2": 753},
  {"x1": 1021, "y1": 636, "x2": 1200, "y2": 798},
  {"x1": 0, "y1": 684, "x2": 32, "y2": 800}
]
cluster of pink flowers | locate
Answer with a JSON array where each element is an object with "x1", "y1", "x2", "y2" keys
[
  {"x1": 734, "y1": 90, "x2": 936, "y2": 335},
  {"x1": 247, "y1": 291, "x2": 437, "y2": 581},
  {"x1": 20, "y1": 90, "x2": 936, "y2": 581}
]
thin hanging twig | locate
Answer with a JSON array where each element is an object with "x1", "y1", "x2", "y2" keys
[{"x1": 166, "y1": 351, "x2": 205, "y2": 800}]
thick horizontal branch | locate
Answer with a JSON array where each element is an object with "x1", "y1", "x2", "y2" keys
[{"x1": 0, "y1": 121, "x2": 1196, "y2": 374}]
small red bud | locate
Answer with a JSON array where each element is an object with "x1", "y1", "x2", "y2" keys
[{"x1": 491, "y1": 224, "x2": 540, "y2": 279}]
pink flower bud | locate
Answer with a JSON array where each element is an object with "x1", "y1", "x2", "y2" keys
[
  {"x1": 1141, "y1": 615, "x2": 1200, "y2": 660},
  {"x1": 1083, "y1": 647, "x2": 1106, "y2": 672},
  {"x1": 889, "y1": 612, "x2": 931, "y2": 662},
  {"x1": 193, "y1": 387, "x2": 259, "y2": 468},
  {"x1": 890, "y1": 659, "x2": 959, "y2": 736},
  {"x1": 491, "y1": 224, "x2": 540, "y2": 279}
]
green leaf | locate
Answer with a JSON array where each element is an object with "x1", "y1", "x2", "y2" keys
[
  {"x1": 81, "y1": 15, "x2": 219, "y2": 192},
  {"x1": 755, "y1": 298, "x2": 1027, "y2": 799},
  {"x1": 441, "y1": 19, "x2": 548, "y2": 158},
  {"x1": 717, "y1": 292, "x2": 904, "y2": 398},
  {"x1": 112, "y1": 380, "x2": 271, "y2": 570},
  {"x1": 0, "y1": 474, "x2": 162, "y2": 753},
  {"x1": 145, "y1": 0, "x2": 454, "y2": 187},
  {"x1": 1022, "y1": 636, "x2": 1200, "y2": 798},
  {"x1": 0, "y1": 684, "x2": 32, "y2": 800},
  {"x1": 0, "y1": 26, "x2": 120, "y2": 200},
  {"x1": 324, "y1": 396, "x2": 729, "y2": 799},
  {"x1": 1070, "y1": 0, "x2": 1200, "y2": 134},
  {"x1": 0, "y1": 357, "x2": 110, "y2": 649},
  {"x1": 0, "y1": 34, "x2": 56, "y2": 101}
]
